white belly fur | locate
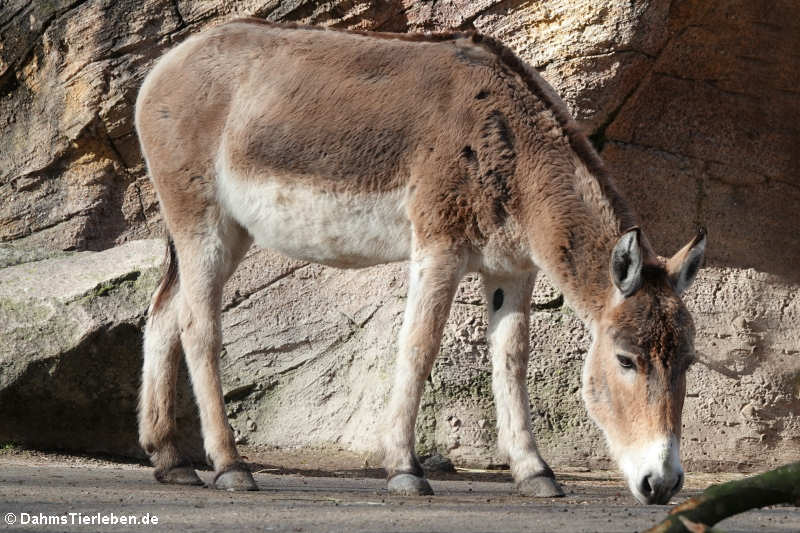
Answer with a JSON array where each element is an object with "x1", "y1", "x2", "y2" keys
[{"x1": 217, "y1": 168, "x2": 412, "y2": 268}]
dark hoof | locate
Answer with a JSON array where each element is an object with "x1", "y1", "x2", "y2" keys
[
  {"x1": 154, "y1": 465, "x2": 203, "y2": 486},
  {"x1": 388, "y1": 473, "x2": 434, "y2": 496},
  {"x1": 517, "y1": 474, "x2": 565, "y2": 498},
  {"x1": 212, "y1": 465, "x2": 258, "y2": 491}
]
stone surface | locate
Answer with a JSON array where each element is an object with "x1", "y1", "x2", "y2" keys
[
  {"x1": 0, "y1": 0, "x2": 798, "y2": 472},
  {"x1": 0, "y1": 240, "x2": 200, "y2": 458}
]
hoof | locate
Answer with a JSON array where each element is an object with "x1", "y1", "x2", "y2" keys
[
  {"x1": 517, "y1": 474, "x2": 565, "y2": 498},
  {"x1": 388, "y1": 473, "x2": 434, "y2": 496},
  {"x1": 154, "y1": 465, "x2": 203, "y2": 486},
  {"x1": 212, "y1": 464, "x2": 258, "y2": 491}
]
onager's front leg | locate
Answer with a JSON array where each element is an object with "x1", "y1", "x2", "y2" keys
[
  {"x1": 483, "y1": 273, "x2": 564, "y2": 497},
  {"x1": 383, "y1": 252, "x2": 464, "y2": 495}
]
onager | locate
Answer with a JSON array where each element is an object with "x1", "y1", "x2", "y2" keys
[{"x1": 135, "y1": 19, "x2": 706, "y2": 504}]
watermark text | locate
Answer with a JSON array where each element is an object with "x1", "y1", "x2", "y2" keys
[{"x1": 4, "y1": 511, "x2": 159, "y2": 527}]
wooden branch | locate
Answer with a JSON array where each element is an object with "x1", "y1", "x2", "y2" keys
[{"x1": 645, "y1": 462, "x2": 800, "y2": 533}]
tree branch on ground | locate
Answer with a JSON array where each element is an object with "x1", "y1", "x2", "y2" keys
[{"x1": 645, "y1": 462, "x2": 800, "y2": 533}]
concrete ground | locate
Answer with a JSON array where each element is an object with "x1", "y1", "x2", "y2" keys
[{"x1": 0, "y1": 448, "x2": 797, "y2": 532}]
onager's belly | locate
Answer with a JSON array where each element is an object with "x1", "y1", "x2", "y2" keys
[{"x1": 217, "y1": 171, "x2": 412, "y2": 268}]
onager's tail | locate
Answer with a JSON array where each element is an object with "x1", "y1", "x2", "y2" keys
[{"x1": 151, "y1": 238, "x2": 179, "y2": 315}]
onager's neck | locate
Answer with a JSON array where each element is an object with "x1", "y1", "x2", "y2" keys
[
  {"x1": 523, "y1": 158, "x2": 637, "y2": 324},
  {"x1": 454, "y1": 31, "x2": 639, "y2": 326}
]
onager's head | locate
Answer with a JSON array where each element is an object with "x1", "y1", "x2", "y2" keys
[{"x1": 582, "y1": 228, "x2": 706, "y2": 504}]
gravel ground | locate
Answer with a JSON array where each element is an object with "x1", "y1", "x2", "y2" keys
[{"x1": 0, "y1": 448, "x2": 797, "y2": 532}]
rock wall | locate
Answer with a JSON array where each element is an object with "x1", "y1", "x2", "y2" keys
[{"x1": 1, "y1": 0, "x2": 798, "y2": 471}]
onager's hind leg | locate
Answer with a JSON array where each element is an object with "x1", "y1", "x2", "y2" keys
[
  {"x1": 383, "y1": 251, "x2": 464, "y2": 496},
  {"x1": 140, "y1": 217, "x2": 252, "y2": 490},
  {"x1": 482, "y1": 273, "x2": 564, "y2": 497},
  {"x1": 139, "y1": 276, "x2": 202, "y2": 486}
]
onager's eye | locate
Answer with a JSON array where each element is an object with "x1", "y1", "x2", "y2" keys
[{"x1": 616, "y1": 354, "x2": 635, "y2": 370}]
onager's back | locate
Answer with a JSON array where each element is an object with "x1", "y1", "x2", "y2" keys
[{"x1": 136, "y1": 20, "x2": 706, "y2": 504}]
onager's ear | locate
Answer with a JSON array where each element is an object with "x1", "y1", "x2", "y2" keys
[
  {"x1": 666, "y1": 227, "x2": 707, "y2": 294},
  {"x1": 611, "y1": 228, "x2": 644, "y2": 297}
]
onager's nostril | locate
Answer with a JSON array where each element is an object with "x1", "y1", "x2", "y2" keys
[{"x1": 639, "y1": 474, "x2": 654, "y2": 499}]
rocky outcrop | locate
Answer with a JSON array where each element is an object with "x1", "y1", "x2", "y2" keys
[
  {"x1": 0, "y1": 240, "x2": 200, "y2": 457},
  {"x1": 1, "y1": 0, "x2": 798, "y2": 470}
]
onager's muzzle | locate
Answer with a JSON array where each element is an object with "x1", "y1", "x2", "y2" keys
[{"x1": 618, "y1": 435, "x2": 684, "y2": 504}]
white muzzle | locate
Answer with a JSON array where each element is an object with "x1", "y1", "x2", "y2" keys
[{"x1": 618, "y1": 435, "x2": 684, "y2": 505}]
